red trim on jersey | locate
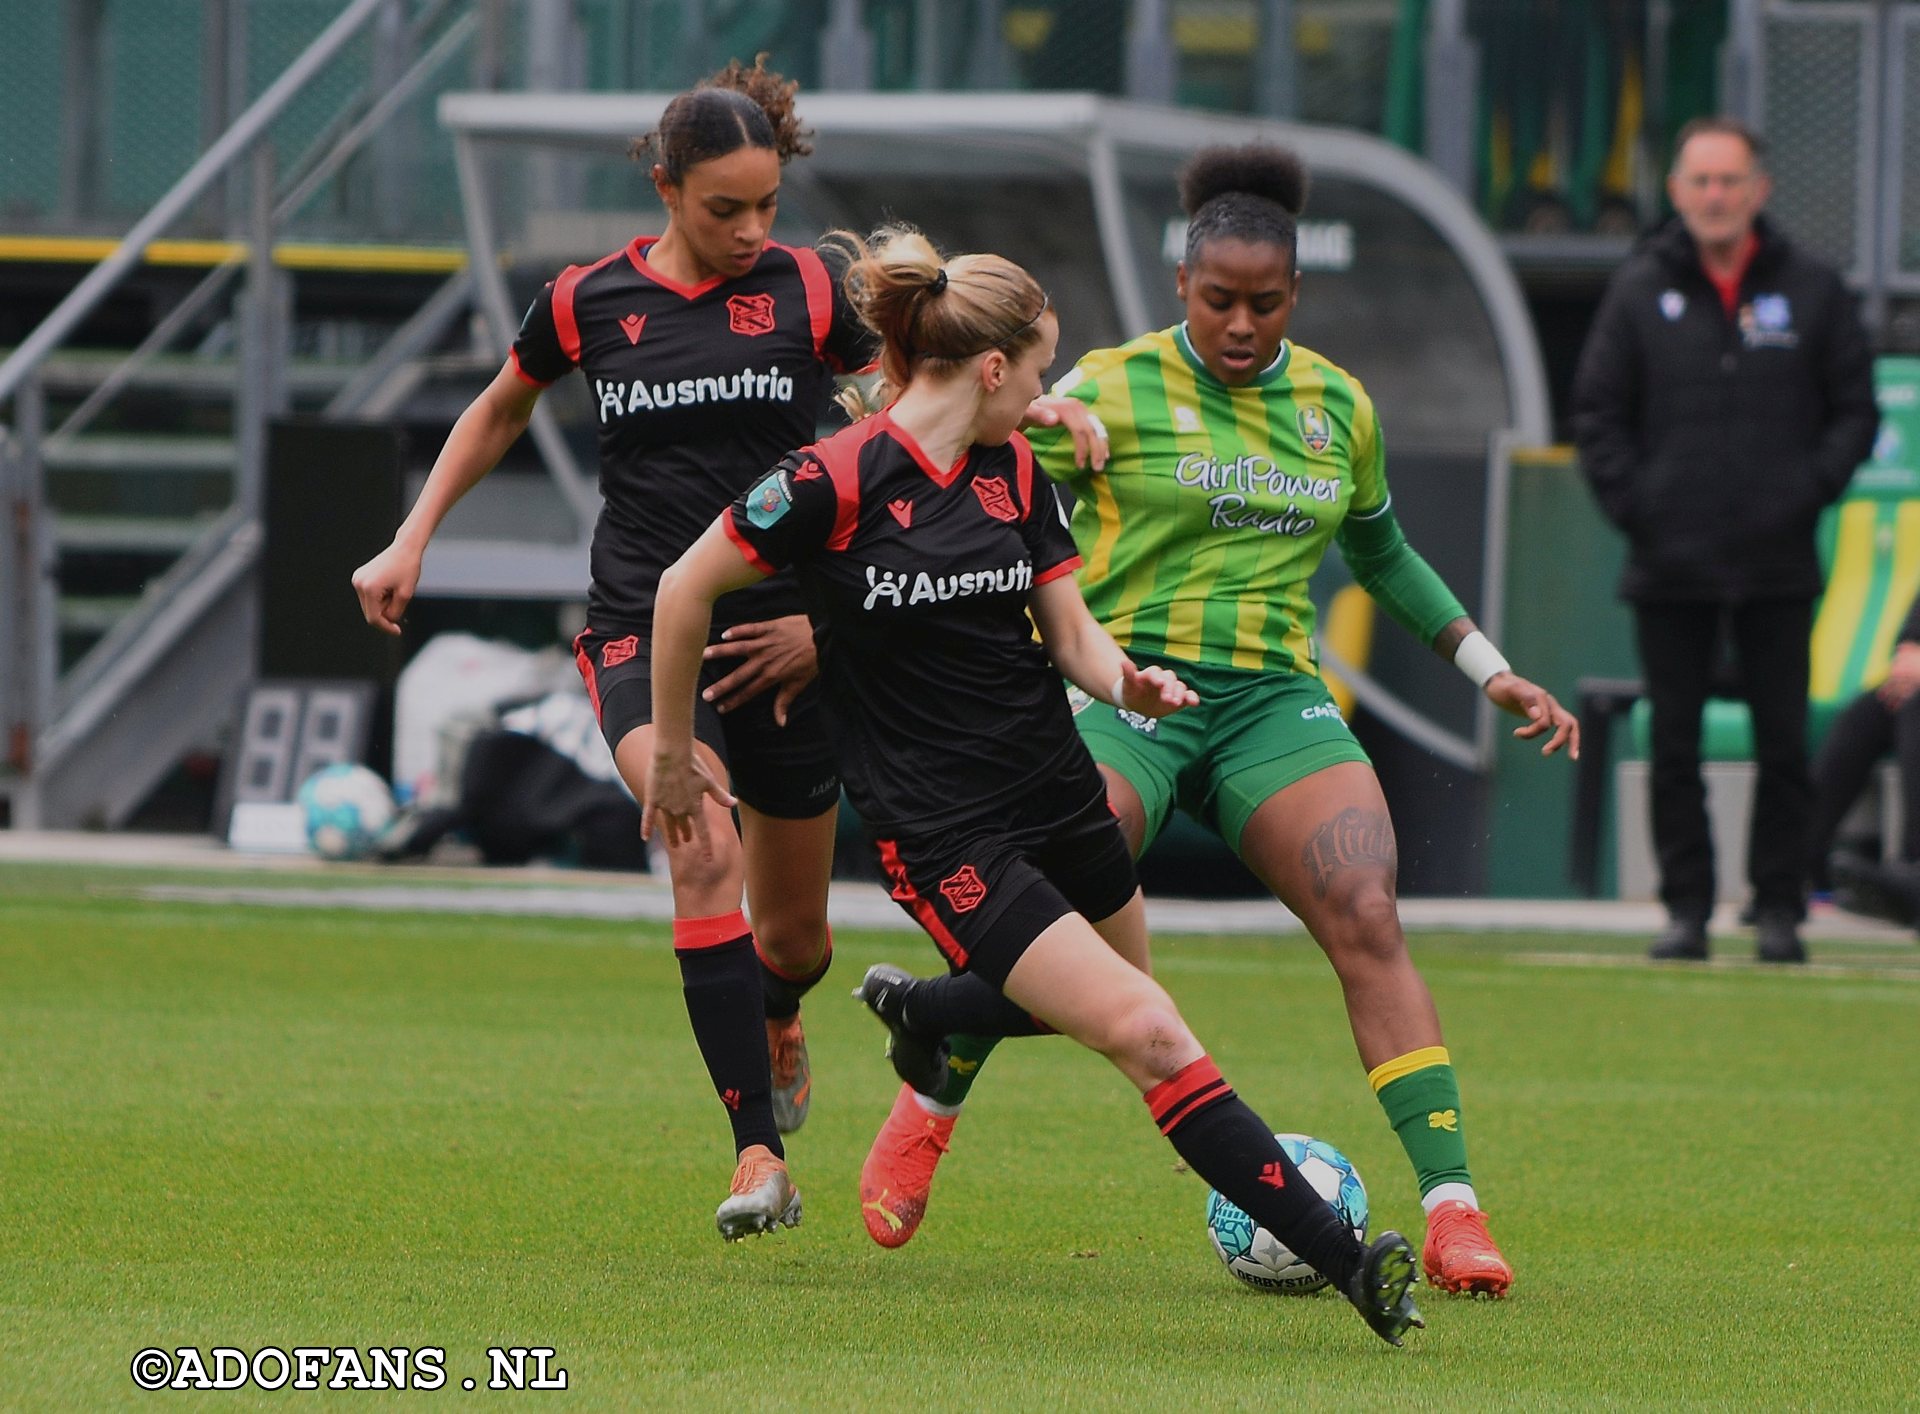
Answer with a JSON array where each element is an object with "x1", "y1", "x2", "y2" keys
[
  {"x1": 812, "y1": 418, "x2": 888, "y2": 551},
  {"x1": 572, "y1": 629, "x2": 603, "y2": 724},
  {"x1": 552, "y1": 248, "x2": 625, "y2": 364},
  {"x1": 775, "y1": 241, "x2": 834, "y2": 363},
  {"x1": 672, "y1": 909, "x2": 751, "y2": 952},
  {"x1": 1145, "y1": 1055, "x2": 1230, "y2": 1135},
  {"x1": 874, "y1": 838, "x2": 970, "y2": 970},
  {"x1": 508, "y1": 347, "x2": 551, "y2": 388},
  {"x1": 626, "y1": 236, "x2": 727, "y2": 301},
  {"x1": 880, "y1": 412, "x2": 970, "y2": 488},
  {"x1": 1011, "y1": 431, "x2": 1036, "y2": 519},
  {"x1": 720, "y1": 508, "x2": 779, "y2": 575},
  {"x1": 1034, "y1": 555, "x2": 1083, "y2": 586}
]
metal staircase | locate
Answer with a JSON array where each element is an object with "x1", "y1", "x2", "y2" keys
[{"x1": 0, "y1": 0, "x2": 484, "y2": 829}]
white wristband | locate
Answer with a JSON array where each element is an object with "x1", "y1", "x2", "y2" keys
[
  {"x1": 1108, "y1": 672, "x2": 1128, "y2": 708},
  {"x1": 1453, "y1": 631, "x2": 1510, "y2": 688}
]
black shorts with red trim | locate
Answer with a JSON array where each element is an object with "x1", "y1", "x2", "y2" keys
[
  {"x1": 573, "y1": 624, "x2": 840, "y2": 820},
  {"x1": 871, "y1": 777, "x2": 1138, "y2": 988}
]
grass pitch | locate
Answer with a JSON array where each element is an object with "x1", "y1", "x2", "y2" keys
[{"x1": 3, "y1": 862, "x2": 1917, "y2": 1410}]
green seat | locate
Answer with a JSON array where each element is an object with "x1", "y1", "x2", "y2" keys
[{"x1": 1627, "y1": 356, "x2": 1920, "y2": 760}]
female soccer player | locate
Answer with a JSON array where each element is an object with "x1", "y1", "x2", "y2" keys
[
  {"x1": 351, "y1": 59, "x2": 878, "y2": 1239},
  {"x1": 858, "y1": 144, "x2": 1578, "y2": 1298},
  {"x1": 645, "y1": 225, "x2": 1424, "y2": 1347}
]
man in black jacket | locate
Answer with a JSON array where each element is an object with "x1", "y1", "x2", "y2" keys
[{"x1": 1573, "y1": 116, "x2": 1879, "y2": 964}]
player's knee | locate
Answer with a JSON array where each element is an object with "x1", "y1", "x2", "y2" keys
[
  {"x1": 1097, "y1": 988, "x2": 1196, "y2": 1081},
  {"x1": 664, "y1": 837, "x2": 738, "y2": 902},
  {"x1": 1318, "y1": 879, "x2": 1405, "y2": 969},
  {"x1": 753, "y1": 912, "x2": 828, "y2": 972}
]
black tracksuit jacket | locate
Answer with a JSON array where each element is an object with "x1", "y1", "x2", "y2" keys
[{"x1": 1572, "y1": 215, "x2": 1880, "y2": 603}]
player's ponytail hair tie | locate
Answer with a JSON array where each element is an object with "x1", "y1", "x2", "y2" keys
[{"x1": 930, "y1": 268, "x2": 948, "y2": 294}]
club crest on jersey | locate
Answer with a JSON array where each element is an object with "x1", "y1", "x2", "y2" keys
[
  {"x1": 972, "y1": 476, "x2": 1019, "y2": 523},
  {"x1": 727, "y1": 292, "x2": 777, "y2": 337},
  {"x1": 1296, "y1": 405, "x2": 1332, "y2": 454},
  {"x1": 939, "y1": 865, "x2": 988, "y2": 913},
  {"x1": 618, "y1": 312, "x2": 646, "y2": 345},
  {"x1": 602, "y1": 634, "x2": 639, "y2": 669},
  {"x1": 745, "y1": 470, "x2": 793, "y2": 529}
]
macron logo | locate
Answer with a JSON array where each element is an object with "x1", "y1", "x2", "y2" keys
[
  {"x1": 888, "y1": 499, "x2": 913, "y2": 528},
  {"x1": 619, "y1": 313, "x2": 646, "y2": 345},
  {"x1": 1258, "y1": 1162, "x2": 1287, "y2": 1189}
]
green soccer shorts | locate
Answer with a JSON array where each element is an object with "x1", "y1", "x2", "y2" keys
[{"x1": 1074, "y1": 648, "x2": 1372, "y2": 855}]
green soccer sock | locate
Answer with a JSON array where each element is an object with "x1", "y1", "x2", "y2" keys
[
  {"x1": 1369, "y1": 1046, "x2": 1473, "y2": 1197},
  {"x1": 934, "y1": 1033, "x2": 1002, "y2": 1108}
]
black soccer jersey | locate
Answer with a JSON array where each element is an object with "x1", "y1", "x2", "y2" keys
[
  {"x1": 722, "y1": 413, "x2": 1096, "y2": 834},
  {"x1": 512, "y1": 237, "x2": 875, "y2": 630}
]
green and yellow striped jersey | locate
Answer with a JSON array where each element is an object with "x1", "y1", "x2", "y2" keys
[{"x1": 1030, "y1": 324, "x2": 1387, "y2": 676}]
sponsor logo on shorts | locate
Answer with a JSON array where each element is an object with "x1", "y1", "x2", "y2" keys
[
  {"x1": 727, "y1": 291, "x2": 777, "y2": 336},
  {"x1": 602, "y1": 635, "x2": 639, "y2": 669},
  {"x1": 972, "y1": 475, "x2": 1019, "y2": 523},
  {"x1": 939, "y1": 864, "x2": 988, "y2": 913},
  {"x1": 1300, "y1": 701, "x2": 1343, "y2": 722},
  {"x1": 1117, "y1": 707, "x2": 1158, "y2": 736}
]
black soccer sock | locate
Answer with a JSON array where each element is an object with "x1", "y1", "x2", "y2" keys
[
  {"x1": 760, "y1": 930, "x2": 832, "y2": 1020},
  {"x1": 1146, "y1": 1056, "x2": 1362, "y2": 1289},
  {"x1": 901, "y1": 970, "x2": 1050, "y2": 1038},
  {"x1": 674, "y1": 910, "x2": 782, "y2": 1159}
]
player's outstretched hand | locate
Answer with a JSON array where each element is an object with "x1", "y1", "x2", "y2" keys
[
  {"x1": 350, "y1": 540, "x2": 422, "y2": 637},
  {"x1": 643, "y1": 748, "x2": 737, "y2": 853},
  {"x1": 1118, "y1": 660, "x2": 1198, "y2": 719},
  {"x1": 1486, "y1": 671, "x2": 1580, "y2": 759},
  {"x1": 701, "y1": 615, "x2": 819, "y2": 724},
  {"x1": 1023, "y1": 396, "x2": 1109, "y2": 472}
]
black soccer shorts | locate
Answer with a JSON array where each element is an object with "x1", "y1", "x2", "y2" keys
[
  {"x1": 572, "y1": 625, "x2": 840, "y2": 820},
  {"x1": 869, "y1": 779, "x2": 1140, "y2": 988}
]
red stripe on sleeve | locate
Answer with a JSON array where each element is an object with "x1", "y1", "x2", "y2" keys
[
  {"x1": 783, "y1": 243, "x2": 835, "y2": 364},
  {"x1": 814, "y1": 420, "x2": 886, "y2": 551},
  {"x1": 509, "y1": 347, "x2": 552, "y2": 388},
  {"x1": 1034, "y1": 555, "x2": 1082, "y2": 586},
  {"x1": 571, "y1": 629, "x2": 603, "y2": 723},
  {"x1": 874, "y1": 839, "x2": 970, "y2": 970},
  {"x1": 720, "y1": 508, "x2": 778, "y2": 575},
  {"x1": 550, "y1": 247, "x2": 624, "y2": 365},
  {"x1": 672, "y1": 909, "x2": 751, "y2": 952}
]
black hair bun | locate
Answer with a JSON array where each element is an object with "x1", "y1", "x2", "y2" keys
[{"x1": 1178, "y1": 144, "x2": 1308, "y2": 218}]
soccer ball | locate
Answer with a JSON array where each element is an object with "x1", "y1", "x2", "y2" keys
[
  {"x1": 1205, "y1": 1133, "x2": 1368, "y2": 1293},
  {"x1": 297, "y1": 763, "x2": 396, "y2": 861}
]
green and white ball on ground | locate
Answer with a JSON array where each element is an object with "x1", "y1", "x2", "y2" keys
[
  {"x1": 297, "y1": 763, "x2": 396, "y2": 861},
  {"x1": 1205, "y1": 1133, "x2": 1368, "y2": 1293}
]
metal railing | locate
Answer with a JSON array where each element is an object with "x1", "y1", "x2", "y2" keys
[{"x1": 0, "y1": 0, "x2": 486, "y2": 827}]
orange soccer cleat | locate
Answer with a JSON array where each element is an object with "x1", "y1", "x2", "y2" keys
[
  {"x1": 715, "y1": 1144, "x2": 802, "y2": 1241},
  {"x1": 766, "y1": 1012, "x2": 812, "y2": 1134},
  {"x1": 1421, "y1": 1199, "x2": 1513, "y2": 1297},
  {"x1": 858, "y1": 1084, "x2": 957, "y2": 1249}
]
